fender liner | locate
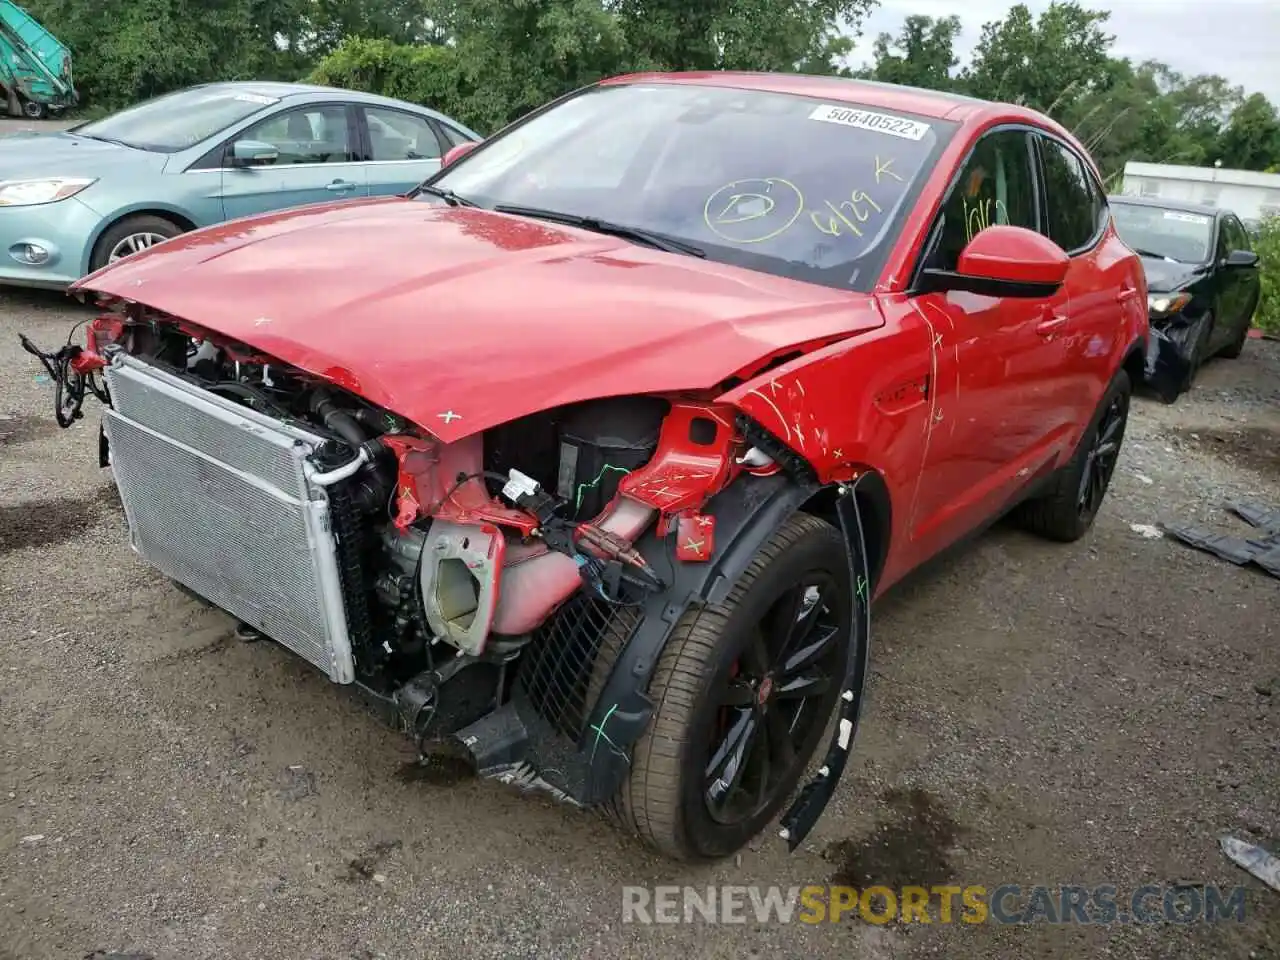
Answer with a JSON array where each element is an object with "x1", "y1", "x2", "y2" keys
[
  {"x1": 778, "y1": 481, "x2": 872, "y2": 849},
  {"x1": 578, "y1": 471, "x2": 870, "y2": 829}
]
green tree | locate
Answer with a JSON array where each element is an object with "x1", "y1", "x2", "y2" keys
[
  {"x1": 25, "y1": 0, "x2": 305, "y2": 105},
  {"x1": 1253, "y1": 216, "x2": 1280, "y2": 334},
  {"x1": 961, "y1": 1, "x2": 1113, "y2": 114},
  {"x1": 613, "y1": 0, "x2": 876, "y2": 73},
  {"x1": 858, "y1": 14, "x2": 962, "y2": 91},
  {"x1": 314, "y1": 0, "x2": 879, "y2": 132},
  {"x1": 1217, "y1": 93, "x2": 1280, "y2": 171}
]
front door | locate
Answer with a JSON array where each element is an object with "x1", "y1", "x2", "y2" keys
[
  {"x1": 220, "y1": 103, "x2": 368, "y2": 220},
  {"x1": 359, "y1": 106, "x2": 446, "y2": 198},
  {"x1": 908, "y1": 127, "x2": 1061, "y2": 551},
  {"x1": 1033, "y1": 134, "x2": 1131, "y2": 435},
  {"x1": 1213, "y1": 214, "x2": 1260, "y2": 350}
]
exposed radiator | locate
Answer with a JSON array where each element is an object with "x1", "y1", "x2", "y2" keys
[{"x1": 102, "y1": 352, "x2": 356, "y2": 683}]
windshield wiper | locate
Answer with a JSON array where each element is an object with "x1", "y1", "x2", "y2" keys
[
  {"x1": 493, "y1": 203, "x2": 706, "y2": 258},
  {"x1": 1132, "y1": 246, "x2": 1178, "y2": 261},
  {"x1": 415, "y1": 184, "x2": 478, "y2": 207}
]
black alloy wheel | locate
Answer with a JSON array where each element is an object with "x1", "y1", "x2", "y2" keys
[
  {"x1": 608, "y1": 511, "x2": 859, "y2": 861},
  {"x1": 1077, "y1": 389, "x2": 1127, "y2": 520},
  {"x1": 704, "y1": 574, "x2": 844, "y2": 826}
]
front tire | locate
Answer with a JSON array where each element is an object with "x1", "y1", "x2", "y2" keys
[
  {"x1": 1014, "y1": 369, "x2": 1131, "y2": 542},
  {"x1": 610, "y1": 512, "x2": 856, "y2": 861},
  {"x1": 90, "y1": 215, "x2": 184, "y2": 272}
]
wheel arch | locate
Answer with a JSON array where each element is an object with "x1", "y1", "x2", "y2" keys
[
  {"x1": 1121, "y1": 337, "x2": 1145, "y2": 390},
  {"x1": 798, "y1": 469, "x2": 892, "y2": 596},
  {"x1": 82, "y1": 207, "x2": 199, "y2": 274}
]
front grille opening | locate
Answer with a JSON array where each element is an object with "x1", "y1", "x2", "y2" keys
[{"x1": 520, "y1": 590, "x2": 641, "y2": 740}]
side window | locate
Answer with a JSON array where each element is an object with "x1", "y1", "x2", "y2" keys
[
  {"x1": 931, "y1": 129, "x2": 1037, "y2": 272},
  {"x1": 1215, "y1": 218, "x2": 1231, "y2": 259},
  {"x1": 365, "y1": 108, "x2": 444, "y2": 161},
  {"x1": 437, "y1": 122, "x2": 473, "y2": 149},
  {"x1": 1039, "y1": 137, "x2": 1105, "y2": 252},
  {"x1": 238, "y1": 105, "x2": 351, "y2": 165},
  {"x1": 1225, "y1": 216, "x2": 1251, "y2": 253}
]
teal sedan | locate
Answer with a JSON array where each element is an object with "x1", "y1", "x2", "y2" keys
[{"x1": 0, "y1": 81, "x2": 481, "y2": 288}]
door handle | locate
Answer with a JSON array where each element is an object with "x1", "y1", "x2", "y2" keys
[
  {"x1": 326, "y1": 180, "x2": 356, "y2": 192},
  {"x1": 1116, "y1": 285, "x2": 1140, "y2": 303},
  {"x1": 1036, "y1": 315, "x2": 1068, "y2": 337}
]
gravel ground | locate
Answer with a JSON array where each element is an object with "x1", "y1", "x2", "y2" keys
[{"x1": 0, "y1": 128, "x2": 1278, "y2": 956}]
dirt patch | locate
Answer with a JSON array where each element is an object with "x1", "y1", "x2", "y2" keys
[
  {"x1": 1172, "y1": 425, "x2": 1280, "y2": 478},
  {"x1": 341, "y1": 839, "x2": 402, "y2": 883},
  {"x1": 276, "y1": 766, "x2": 318, "y2": 801},
  {"x1": 825, "y1": 786, "x2": 962, "y2": 888},
  {"x1": 94, "y1": 484, "x2": 125, "y2": 513},
  {"x1": 0, "y1": 413, "x2": 55, "y2": 446},
  {"x1": 0, "y1": 491, "x2": 108, "y2": 554},
  {"x1": 395, "y1": 753, "x2": 475, "y2": 787}
]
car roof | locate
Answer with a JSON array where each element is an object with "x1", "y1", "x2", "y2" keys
[
  {"x1": 181, "y1": 81, "x2": 468, "y2": 125},
  {"x1": 599, "y1": 71, "x2": 1051, "y2": 125},
  {"x1": 1108, "y1": 195, "x2": 1225, "y2": 218}
]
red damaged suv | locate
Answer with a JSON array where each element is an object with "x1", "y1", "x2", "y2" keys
[{"x1": 25, "y1": 73, "x2": 1148, "y2": 861}]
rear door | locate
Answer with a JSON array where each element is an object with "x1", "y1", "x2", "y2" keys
[
  {"x1": 357, "y1": 106, "x2": 447, "y2": 197},
  {"x1": 220, "y1": 103, "x2": 368, "y2": 220},
  {"x1": 906, "y1": 126, "x2": 1059, "y2": 551},
  {"x1": 1033, "y1": 133, "x2": 1129, "y2": 433}
]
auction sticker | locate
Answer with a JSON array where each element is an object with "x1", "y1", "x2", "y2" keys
[
  {"x1": 1163, "y1": 210, "x2": 1211, "y2": 224},
  {"x1": 808, "y1": 104, "x2": 931, "y2": 141}
]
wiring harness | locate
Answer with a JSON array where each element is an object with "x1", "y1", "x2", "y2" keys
[
  {"x1": 19, "y1": 332, "x2": 109, "y2": 428},
  {"x1": 499, "y1": 468, "x2": 664, "y2": 605}
]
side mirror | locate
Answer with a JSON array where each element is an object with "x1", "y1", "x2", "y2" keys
[
  {"x1": 442, "y1": 140, "x2": 480, "y2": 167},
  {"x1": 919, "y1": 225, "x2": 1069, "y2": 298},
  {"x1": 231, "y1": 139, "x2": 279, "y2": 167},
  {"x1": 1224, "y1": 249, "x2": 1259, "y2": 269}
]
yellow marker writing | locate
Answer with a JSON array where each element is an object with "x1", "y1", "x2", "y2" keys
[
  {"x1": 808, "y1": 190, "x2": 883, "y2": 239},
  {"x1": 703, "y1": 178, "x2": 804, "y2": 244},
  {"x1": 962, "y1": 196, "x2": 1011, "y2": 242},
  {"x1": 875, "y1": 156, "x2": 903, "y2": 183}
]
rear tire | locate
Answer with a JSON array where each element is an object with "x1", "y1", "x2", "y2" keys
[
  {"x1": 1013, "y1": 369, "x2": 1131, "y2": 543},
  {"x1": 608, "y1": 512, "x2": 856, "y2": 861},
  {"x1": 90, "y1": 215, "x2": 184, "y2": 272},
  {"x1": 1222, "y1": 293, "x2": 1260, "y2": 360},
  {"x1": 20, "y1": 98, "x2": 47, "y2": 120}
]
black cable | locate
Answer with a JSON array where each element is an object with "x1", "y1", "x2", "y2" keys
[
  {"x1": 20, "y1": 334, "x2": 95, "y2": 428},
  {"x1": 431, "y1": 470, "x2": 511, "y2": 513},
  {"x1": 63, "y1": 317, "x2": 90, "y2": 347}
]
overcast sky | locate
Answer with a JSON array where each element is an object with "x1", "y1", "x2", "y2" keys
[{"x1": 852, "y1": 0, "x2": 1280, "y2": 102}]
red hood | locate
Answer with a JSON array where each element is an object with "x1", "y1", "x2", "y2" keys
[{"x1": 76, "y1": 198, "x2": 885, "y2": 440}]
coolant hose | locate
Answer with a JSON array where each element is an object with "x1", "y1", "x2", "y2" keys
[{"x1": 310, "y1": 390, "x2": 369, "y2": 451}]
